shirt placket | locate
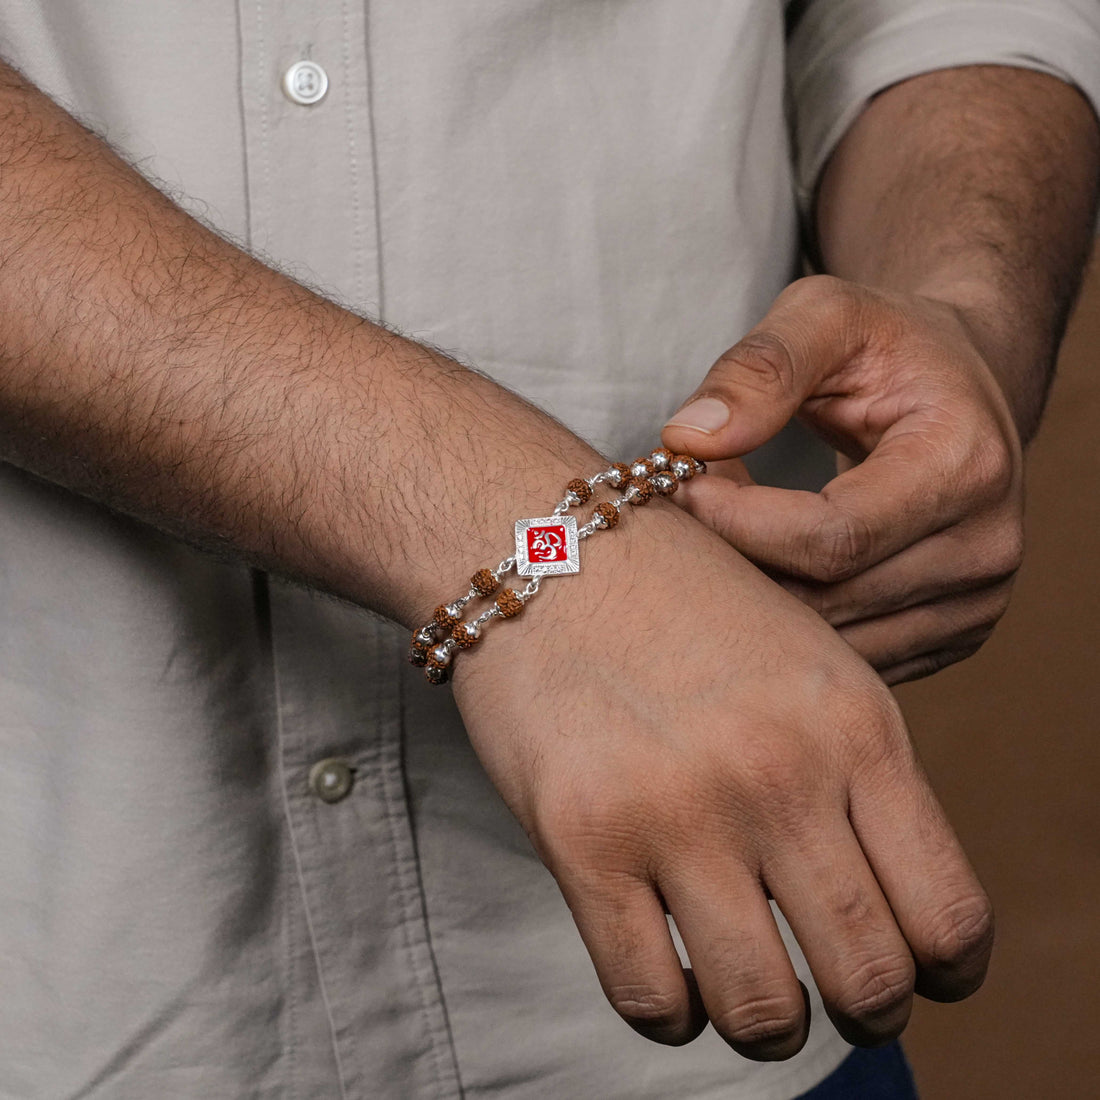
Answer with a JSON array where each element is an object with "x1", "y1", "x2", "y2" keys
[
  {"x1": 237, "y1": 3, "x2": 461, "y2": 1096},
  {"x1": 238, "y1": 0, "x2": 380, "y2": 312}
]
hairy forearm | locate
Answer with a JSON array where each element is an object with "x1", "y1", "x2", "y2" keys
[
  {"x1": 0, "y1": 61, "x2": 605, "y2": 627},
  {"x1": 815, "y1": 66, "x2": 1100, "y2": 442}
]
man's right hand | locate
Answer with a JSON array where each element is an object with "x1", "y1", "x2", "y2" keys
[{"x1": 453, "y1": 499, "x2": 993, "y2": 1059}]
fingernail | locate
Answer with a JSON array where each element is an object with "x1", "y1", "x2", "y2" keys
[{"x1": 664, "y1": 396, "x2": 729, "y2": 434}]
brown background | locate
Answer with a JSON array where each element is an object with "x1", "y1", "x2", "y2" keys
[{"x1": 901, "y1": 246, "x2": 1100, "y2": 1097}]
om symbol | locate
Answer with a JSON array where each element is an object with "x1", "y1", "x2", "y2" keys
[{"x1": 527, "y1": 526, "x2": 567, "y2": 562}]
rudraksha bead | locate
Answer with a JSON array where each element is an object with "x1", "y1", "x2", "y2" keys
[
  {"x1": 624, "y1": 476, "x2": 654, "y2": 505},
  {"x1": 408, "y1": 638, "x2": 432, "y2": 666},
  {"x1": 433, "y1": 603, "x2": 461, "y2": 629},
  {"x1": 495, "y1": 589, "x2": 525, "y2": 618},
  {"x1": 451, "y1": 621, "x2": 482, "y2": 649},
  {"x1": 670, "y1": 454, "x2": 703, "y2": 480},
  {"x1": 607, "y1": 462, "x2": 632, "y2": 489},
  {"x1": 651, "y1": 471, "x2": 678, "y2": 496},
  {"x1": 470, "y1": 568, "x2": 499, "y2": 597},
  {"x1": 592, "y1": 502, "x2": 620, "y2": 529},
  {"x1": 565, "y1": 477, "x2": 592, "y2": 505},
  {"x1": 649, "y1": 447, "x2": 674, "y2": 471}
]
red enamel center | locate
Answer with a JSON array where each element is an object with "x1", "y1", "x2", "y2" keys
[{"x1": 526, "y1": 525, "x2": 568, "y2": 562}]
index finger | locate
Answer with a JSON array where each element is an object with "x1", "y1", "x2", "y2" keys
[{"x1": 679, "y1": 413, "x2": 1002, "y2": 584}]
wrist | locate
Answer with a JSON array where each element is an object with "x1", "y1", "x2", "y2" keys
[
  {"x1": 408, "y1": 449, "x2": 707, "y2": 684},
  {"x1": 906, "y1": 280, "x2": 1045, "y2": 442},
  {"x1": 450, "y1": 489, "x2": 756, "y2": 702}
]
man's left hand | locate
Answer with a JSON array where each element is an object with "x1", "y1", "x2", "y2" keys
[{"x1": 661, "y1": 275, "x2": 1025, "y2": 685}]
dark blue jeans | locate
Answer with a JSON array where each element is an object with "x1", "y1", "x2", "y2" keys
[{"x1": 798, "y1": 1043, "x2": 918, "y2": 1099}]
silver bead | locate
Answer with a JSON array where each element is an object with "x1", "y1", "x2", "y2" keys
[
  {"x1": 606, "y1": 465, "x2": 626, "y2": 488},
  {"x1": 415, "y1": 625, "x2": 437, "y2": 645},
  {"x1": 444, "y1": 601, "x2": 464, "y2": 620},
  {"x1": 431, "y1": 643, "x2": 453, "y2": 666},
  {"x1": 425, "y1": 664, "x2": 449, "y2": 685},
  {"x1": 694, "y1": 458, "x2": 707, "y2": 476},
  {"x1": 460, "y1": 621, "x2": 482, "y2": 641},
  {"x1": 649, "y1": 449, "x2": 670, "y2": 472},
  {"x1": 630, "y1": 460, "x2": 652, "y2": 479},
  {"x1": 670, "y1": 457, "x2": 692, "y2": 480}
]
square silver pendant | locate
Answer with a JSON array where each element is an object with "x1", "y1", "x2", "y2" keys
[{"x1": 514, "y1": 515, "x2": 581, "y2": 576}]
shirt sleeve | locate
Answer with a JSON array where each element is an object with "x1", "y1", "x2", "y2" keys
[{"x1": 786, "y1": 0, "x2": 1100, "y2": 207}]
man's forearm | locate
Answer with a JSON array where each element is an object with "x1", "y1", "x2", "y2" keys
[
  {"x1": 0, "y1": 61, "x2": 604, "y2": 627},
  {"x1": 815, "y1": 65, "x2": 1100, "y2": 442}
]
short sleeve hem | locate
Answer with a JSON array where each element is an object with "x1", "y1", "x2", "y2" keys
[{"x1": 788, "y1": 1, "x2": 1100, "y2": 208}]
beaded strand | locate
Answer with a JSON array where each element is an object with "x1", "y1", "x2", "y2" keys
[{"x1": 409, "y1": 447, "x2": 705, "y2": 684}]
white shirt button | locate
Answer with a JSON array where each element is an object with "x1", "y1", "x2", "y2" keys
[{"x1": 282, "y1": 60, "x2": 329, "y2": 106}]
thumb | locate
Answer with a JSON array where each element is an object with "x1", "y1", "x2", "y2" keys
[{"x1": 661, "y1": 277, "x2": 861, "y2": 460}]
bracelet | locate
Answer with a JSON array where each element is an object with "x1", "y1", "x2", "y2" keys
[{"x1": 408, "y1": 447, "x2": 706, "y2": 684}]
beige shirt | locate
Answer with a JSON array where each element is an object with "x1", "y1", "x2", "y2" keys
[{"x1": 0, "y1": 3, "x2": 1096, "y2": 1097}]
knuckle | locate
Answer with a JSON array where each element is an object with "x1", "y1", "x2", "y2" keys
[
  {"x1": 607, "y1": 983, "x2": 684, "y2": 1028},
  {"x1": 531, "y1": 794, "x2": 643, "y2": 878},
  {"x1": 714, "y1": 992, "x2": 805, "y2": 1050},
  {"x1": 969, "y1": 432, "x2": 1018, "y2": 503},
  {"x1": 780, "y1": 275, "x2": 870, "y2": 339},
  {"x1": 723, "y1": 331, "x2": 797, "y2": 397},
  {"x1": 964, "y1": 522, "x2": 1023, "y2": 590},
  {"x1": 826, "y1": 679, "x2": 910, "y2": 772},
  {"x1": 922, "y1": 894, "x2": 995, "y2": 976},
  {"x1": 833, "y1": 954, "x2": 916, "y2": 1025},
  {"x1": 782, "y1": 273, "x2": 854, "y2": 314},
  {"x1": 803, "y1": 508, "x2": 876, "y2": 582},
  {"x1": 734, "y1": 733, "x2": 816, "y2": 803}
]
